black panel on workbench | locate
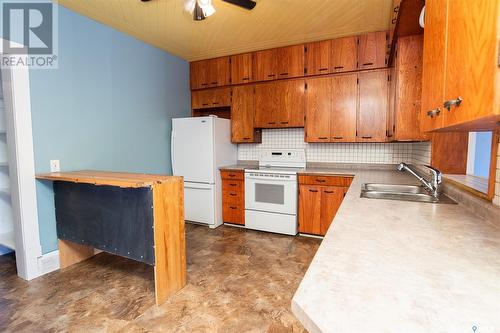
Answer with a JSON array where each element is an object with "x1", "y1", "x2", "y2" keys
[{"x1": 54, "y1": 181, "x2": 155, "y2": 265}]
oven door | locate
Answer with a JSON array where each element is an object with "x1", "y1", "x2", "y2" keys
[{"x1": 245, "y1": 172, "x2": 297, "y2": 215}]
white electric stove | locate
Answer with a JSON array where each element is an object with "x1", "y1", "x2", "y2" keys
[{"x1": 244, "y1": 149, "x2": 306, "y2": 235}]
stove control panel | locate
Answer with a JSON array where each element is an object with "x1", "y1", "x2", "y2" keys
[{"x1": 258, "y1": 149, "x2": 306, "y2": 168}]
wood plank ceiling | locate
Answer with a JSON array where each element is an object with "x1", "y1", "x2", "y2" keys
[{"x1": 58, "y1": 0, "x2": 393, "y2": 61}]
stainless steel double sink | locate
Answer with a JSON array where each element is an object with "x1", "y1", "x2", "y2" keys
[{"x1": 360, "y1": 183, "x2": 457, "y2": 204}]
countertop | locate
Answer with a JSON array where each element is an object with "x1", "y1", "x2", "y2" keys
[
  {"x1": 36, "y1": 170, "x2": 181, "y2": 188},
  {"x1": 289, "y1": 168, "x2": 500, "y2": 333}
]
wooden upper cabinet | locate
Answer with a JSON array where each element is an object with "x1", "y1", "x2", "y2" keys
[
  {"x1": 276, "y1": 79, "x2": 306, "y2": 127},
  {"x1": 190, "y1": 57, "x2": 230, "y2": 89},
  {"x1": 305, "y1": 77, "x2": 332, "y2": 142},
  {"x1": 331, "y1": 36, "x2": 358, "y2": 73},
  {"x1": 442, "y1": 0, "x2": 500, "y2": 129},
  {"x1": 357, "y1": 70, "x2": 389, "y2": 142},
  {"x1": 191, "y1": 87, "x2": 231, "y2": 109},
  {"x1": 331, "y1": 74, "x2": 358, "y2": 142},
  {"x1": 231, "y1": 85, "x2": 261, "y2": 143},
  {"x1": 276, "y1": 45, "x2": 305, "y2": 79},
  {"x1": 231, "y1": 53, "x2": 253, "y2": 84},
  {"x1": 358, "y1": 31, "x2": 388, "y2": 70},
  {"x1": 393, "y1": 35, "x2": 426, "y2": 141},
  {"x1": 190, "y1": 60, "x2": 209, "y2": 90},
  {"x1": 208, "y1": 57, "x2": 231, "y2": 87},
  {"x1": 306, "y1": 40, "x2": 332, "y2": 75},
  {"x1": 254, "y1": 82, "x2": 278, "y2": 127},
  {"x1": 420, "y1": 0, "x2": 447, "y2": 132},
  {"x1": 253, "y1": 49, "x2": 277, "y2": 81}
]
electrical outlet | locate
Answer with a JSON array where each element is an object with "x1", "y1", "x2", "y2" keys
[{"x1": 50, "y1": 160, "x2": 60, "y2": 172}]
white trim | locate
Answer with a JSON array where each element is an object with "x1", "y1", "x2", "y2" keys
[
  {"x1": 37, "y1": 250, "x2": 60, "y2": 275},
  {"x1": 1, "y1": 38, "x2": 42, "y2": 280},
  {"x1": 466, "y1": 132, "x2": 476, "y2": 175}
]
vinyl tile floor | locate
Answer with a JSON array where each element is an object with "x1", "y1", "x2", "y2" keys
[{"x1": 0, "y1": 224, "x2": 321, "y2": 332}]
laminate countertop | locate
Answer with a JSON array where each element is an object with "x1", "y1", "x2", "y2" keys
[{"x1": 290, "y1": 168, "x2": 500, "y2": 333}]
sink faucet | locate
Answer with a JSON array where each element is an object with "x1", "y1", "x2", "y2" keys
[{"x1": 397, "y1": 163, "x2": 442, "y2": 197}]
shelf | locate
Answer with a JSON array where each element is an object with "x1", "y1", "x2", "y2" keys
[{"x1": 0, "y1": 231, "x2": 15, "y2": 251}]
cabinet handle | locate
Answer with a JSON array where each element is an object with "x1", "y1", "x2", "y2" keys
[
  {"x1": 443, "y1": 97, "x2": 463, "y2": 111},
  {"x1": 324, "y1": 190, "x2": 334, "y2": 194},
  {"x1": 229, "y1": 183, "x2": 237, "y2": 186},
  {"x1": 315, "y1": 179, "x2": 326, "y2": 183},
  {"x1": 362, "y1": 62, "x2": 373, "y2": 66},
  {"x1": 229, "y1": 193, "x2": 237, "y2": 196},
  {"x1": 332, "y1": 136, "x2": 343, "y2": 140},
  {"x1": 318, "y1": 137, "x2": 328, "y2": 140},
  {"x1": 230, "y1": 206, "x2": 237, "y2": 209},
  {"x1": 211, "y1": 81, "x2": 218, "y2": 84},
  {"x1": 201, "y1": 83, "x2": 208, "y2": 86},
  {"x1": 279, "y1": 73, "x2": 289, "y2": 76},
  {"x1": 308, "y1": 189, "x2": 318, "y2": 193},
  {"x1": 361, "y1": 136, "x2": 372, "y2": 139},
  {"x1": 202, "y1": 103, "x2": 209, "y2": 106},
  {"x1": 280, "y1": 121, "x2": 289, "y2": 124},
  {"x1": 242, "y1": 77, "x2": 250, "y2": 81},
  {"x1": 334, "y1": 66, "x2": 344, "y2": 70},
  {"x1": 318, "y1": 68, "x2": 328, "y2": 71},
  {"x1": 212, "y1": 102, "x2": 219, "y2": 105},
  {"x1": 427, "y1": 108, "x2": 441, "y2": 118},
  {"x1": 268, "y1": 122, "x2": 276, "y2": 125},
  {"x1": 243, "y1": 137, "x2": 251, "y2": 140},
  {"x1": 387, "y1": 134, "x2": 393, "y2": 138},
  {"x1": 228, "y1": 174, "x2": 236, "y2": 177},
  {"x1": 267, "y1": 74, "x2": 276, "y2": 77}
]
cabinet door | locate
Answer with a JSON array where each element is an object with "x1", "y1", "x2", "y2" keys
[
  {"x1": 331, "y1": 74, "x2": 358, "y2": 142},
  {"x1": 443, "y1": 0, "x2": 499, "y2": 128},
  {"x1": 254, "y1": 82, "x2": 277, "y2": 127},
  {"x1": 208, "y1": 57, "x2": 231, "y2": 87},
  {"x1": 190, "y1": 60, "x2": 209, "y2": 90},
  {"x1": 253, "y1": 49, "x2": 277, "y2": 81},
  {"x1": 320, "y1": 187, "x2": 344, "y2": 236},
  {"x1": 357, "y1": 70, "x2": 389, "y2": 142},
  {"x1": 305, "y1": 77, "x2": 332, "y2": 142},
  {"x1": 231, "y1": 53, "x2": 253, "y2": 84},
  {"x1": 298, "y1": 185, "x2": 322, "y2": 235},
  {"x1": 306, "y1": 40, "x2": 331, "y2": 75},
  {"x1": 212, "y1": 87, "x2": 231, "y2": 107},
  {"x1": 276, "y1": 79, "x2": 305, "y2": 127},
  {"x1": 420, "y1": 0, "x2": 448, "y2": 132},
  {"x1": 276, "y1": 44, "x2": 305, "y2": 79},
  {"x1": 231, "y1": 85, "x2": 256, "y2": 143},
  {"x1": 331, "y1": 36, "x2": 358, "y2": 73},
  {"x1": 191, "y1": 89, "x2": 213, "y2": 109},
  {"x1": 358, "y1": 31, "x2": 388, "y2": 70}
]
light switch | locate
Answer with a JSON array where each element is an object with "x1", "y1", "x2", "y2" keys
[{"x1": 50, "y1": 160, "x2": 60, "y2": 172}]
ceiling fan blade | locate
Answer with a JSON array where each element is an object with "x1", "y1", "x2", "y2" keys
[{"x1": 222, "y1": 0, "x2": 256, "y2": 10}]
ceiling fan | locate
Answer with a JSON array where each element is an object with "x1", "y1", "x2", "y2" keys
[{"x1": 184, "y1": 0, "x2": 257, "y2": 21}]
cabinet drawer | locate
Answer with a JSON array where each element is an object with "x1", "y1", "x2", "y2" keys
[
  {"x1": 222, "y1": 189, "x2": 244, "y2": 205},
  {"x1": 222, "y1": 180, "x2": 243, "y2": 192},
  {"x1": 221, "y1": 170, "x2": 244, "y2": 180},
  {"x1": 222, "y1": 204, "x2": 245, "y2": 225},
  {"x1": 298, "y1": 174, "x2": 353, "y2": 186}
]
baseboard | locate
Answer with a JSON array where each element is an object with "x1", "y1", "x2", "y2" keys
[{"x1": 37, "y1": 250, "x2": 60, "y2": 275}]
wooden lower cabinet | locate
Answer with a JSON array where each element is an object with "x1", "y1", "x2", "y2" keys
[
  {"x1": 298, "y1": 175, "x2": 352, "y2": 236},
  {"x1": 221, "y1": 170, "x2": 245, "y2": 225}
]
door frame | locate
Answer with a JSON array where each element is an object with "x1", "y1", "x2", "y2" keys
[{"x1": 1, "y1": 38, "x2": 42, "y2": 280}]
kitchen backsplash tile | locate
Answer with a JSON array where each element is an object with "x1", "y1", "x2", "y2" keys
[{"x1": 237, "y1": 128, "x2": 430, "y2": 165}]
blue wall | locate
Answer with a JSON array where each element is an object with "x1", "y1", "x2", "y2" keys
[
  {"x1": 473, "y1": 132, "x2": 492, "y2": 178},
  {"x1": 30, "y1": 6, "x2": 191, "y2": 253}
]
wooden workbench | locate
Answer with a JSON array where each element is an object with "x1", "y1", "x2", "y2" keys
[{"x1": 36, "y1": 170, "x2": 186, "y2": 305}]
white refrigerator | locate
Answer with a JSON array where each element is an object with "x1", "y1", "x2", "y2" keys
[{"x1": 171, "y1": 116, "x2": 237, "y2": 228}]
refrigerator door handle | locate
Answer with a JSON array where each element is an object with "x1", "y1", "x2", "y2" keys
[{"x1": 171, "y1": 130, "x2": 175, "y2": 175}]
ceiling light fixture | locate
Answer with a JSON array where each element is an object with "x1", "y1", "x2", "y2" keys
[{"x1": 185, "y1": 0, "x2": 216, "y2": 21}]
